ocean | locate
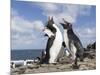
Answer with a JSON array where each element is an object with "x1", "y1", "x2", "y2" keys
[{"x1": 11, "y1": 49, "x2": 44, "y2": 60}]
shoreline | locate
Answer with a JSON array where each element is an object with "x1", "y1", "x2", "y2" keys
[
  {"x1": 11, "y1": 56, "x2": 96, "y2": 75},
  {"x1": 11, "y1": 42, "x2": 96, "y2": 75}
]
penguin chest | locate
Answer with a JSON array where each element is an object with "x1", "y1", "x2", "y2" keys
[
  {"x1": 64, "y1": 30, "x2": 69, "y2": 50},
  {"x1": 49, "y1": 31, "x2": 63, "y2": 61},
  {"x1": 50, "y1": 37, "x2": 62, "y2": 53}
]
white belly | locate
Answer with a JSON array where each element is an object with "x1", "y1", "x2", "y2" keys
[
  {"x1": 63, "y1": 30, "x2": 74, "y2": 56},
  {"x1": 70, "y1": 43, "x2": 77, "y2": 60},
  {"x1": 49, "y1": 29, "x2": 63, "y2": 63}
]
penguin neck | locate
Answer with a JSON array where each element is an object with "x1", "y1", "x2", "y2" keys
[
  {"x1": 67, "y1": 28, "x2": 74, "y2": 34},
  {"x1": 64, "y1": 28, "x2": 74, "y2": 34},
  {"x1": 53, "y1": 24, "x2": 62, "y2": 34},
  {"x1": 52, "y1": 24, "x2": 63, "y2": 40},
  {"x1": 52, "y1": 24, "x2": 59, "y2": 30}
]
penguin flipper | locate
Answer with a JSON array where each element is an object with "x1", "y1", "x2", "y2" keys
[{"x1": 62, "y1": 41, "x2": 66, "y2": 47}]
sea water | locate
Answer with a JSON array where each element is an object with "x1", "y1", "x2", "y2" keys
[{"x1": 11, "y1": 49, "x2": 44, "y2": 60}]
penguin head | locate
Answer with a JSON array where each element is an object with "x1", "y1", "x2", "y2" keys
[
  {"x1": 43, "y1": 28, "x2": 54, "y2": 37},
  {"x1": 43, "y1": 16, "x2": 56, "y2": 37},
  {"x1": 60, "y1": 18, "x2": 72, "y2": 30}
]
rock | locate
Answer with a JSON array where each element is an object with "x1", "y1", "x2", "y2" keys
[
  {"x1": 11, "y1": 72, "x2": 20, "y2": 75},
  {"x1": 41, "y1": 64, "x2": 49, "y2": 67},
  {"x1": 24, "y1": 69, "x2": 34, "y2": 74},
  {"x1": 88, "y1": 63, "x2": 96, "y2": 69},
  {"x1": 11, "y1": 66, "x2": 26, "y2": 74},
  {"x1": 58, "y1": 56, "x2": 71, "y2": 64},
  {"x1": 47, "y1": 67, "x2": 59, "y2": 72},
  {"x1": 84, "y1": 58, "x2": 91, "y2": 62},
  {"x1": 11, "y1": 68, "x2": 20, "y2": 73},
  {"x1": 27, "y1": 64, "x2": 39, "y2": 69},
  {"x1": 11, "y1": 41, "x2": 96, "y2": 74},
  {"x1": 79, "y1": 65, "x2": 89, "y2": 70},
  {"x1": 57, "y1": 64, "x2": 72, "y2": 70},
  {"x1": 87, "y1": 42, "x2": 96, "y2": 50}
]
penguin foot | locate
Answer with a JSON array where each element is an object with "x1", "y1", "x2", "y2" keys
[
  {"x1": 52, "y1": 63, "x2": 57, "y2": 65},
  {"x1": 72, "y1": 64, "x2": 79, "y2": 69}
]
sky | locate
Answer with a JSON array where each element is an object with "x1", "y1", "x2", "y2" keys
[{"x1": 11, "y1": 0, "x2": 96, "y2": 50}]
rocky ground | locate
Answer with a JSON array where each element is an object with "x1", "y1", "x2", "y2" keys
[
  {"x1": 11, "y1": 55, "x2": 96, "y2": 75},
  {"x1": 11, "y1": 42, "x2": 96, "y2": 75}
]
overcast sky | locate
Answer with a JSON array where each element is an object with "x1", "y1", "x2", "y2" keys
[{"x1": 11, "y1": 0, "x2": 96, "y2": 50}]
